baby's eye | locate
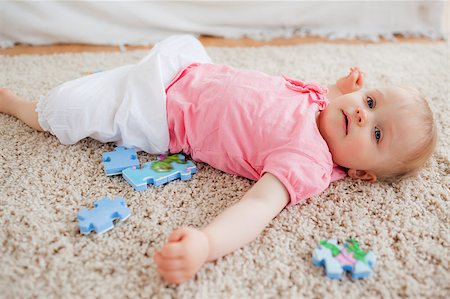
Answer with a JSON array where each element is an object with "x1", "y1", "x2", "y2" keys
[
  {"x1": 367, "y1": 97, "x2": 375, "y2": 109},
  {"x1": 374, "y1": 127, "x2": 382, "y2": 143}
]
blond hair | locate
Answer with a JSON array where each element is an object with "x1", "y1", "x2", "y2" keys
[{"x1": 377, "y1": 87, "x2": 437, "y2": 183}]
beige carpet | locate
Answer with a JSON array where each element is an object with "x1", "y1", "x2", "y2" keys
[{"x1": 0, "y1": 43, "x2": 449, "y2": 299}]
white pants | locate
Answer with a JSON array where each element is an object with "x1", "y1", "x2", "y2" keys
[{"x1": 36, "y1": 35, "x2": 211, "y2": 153}]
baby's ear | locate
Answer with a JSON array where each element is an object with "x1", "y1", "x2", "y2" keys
[{"x1": 347, "y1": 169, "x2": 377, "y2": 182}]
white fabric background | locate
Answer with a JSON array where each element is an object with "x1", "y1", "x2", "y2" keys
[{"x1": 0, "y1": 1, "x2": 446, "y2": 48}]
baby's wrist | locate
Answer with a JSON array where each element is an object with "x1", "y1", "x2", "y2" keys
[
  {"x1": 201, "y1": 229, "x2": 215, "y2": 262},
  {"x1": 326, "y1": 84, "x2": 343, "y2": 100}
]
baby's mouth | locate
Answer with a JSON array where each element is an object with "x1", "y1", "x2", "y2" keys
[{"x1": 343, "y1": 111, "x2": 349, "y2": 135}]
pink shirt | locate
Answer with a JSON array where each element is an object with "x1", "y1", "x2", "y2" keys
[{"x1": 166, "y1": 63, "x2": 346, "y2": 205}]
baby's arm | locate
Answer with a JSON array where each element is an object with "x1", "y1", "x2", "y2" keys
[
  {"x1": 327, "y1": 67, "x2": 365, "y2": 100},
  {"x1": 153, "y1": 173, "x2": 289, "y2": 284}
]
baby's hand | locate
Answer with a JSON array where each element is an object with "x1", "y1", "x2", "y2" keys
[
  {"x1": 154, "y1": 226, "x2": 210, "y2": 284},
  {"x1": 336, "y1": 67, "x2": 365, "y2": 94}
]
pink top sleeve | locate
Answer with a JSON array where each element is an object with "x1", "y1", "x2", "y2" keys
[{"x1": 263, "y1": 152, "x2": 332, "y2": 206}]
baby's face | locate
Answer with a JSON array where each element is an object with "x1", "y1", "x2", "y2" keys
[{"x1": 318, "y1": 86, "x2": 421, "y2": 176}]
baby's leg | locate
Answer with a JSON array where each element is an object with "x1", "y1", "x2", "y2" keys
[{"x1": 0, "y1": 88, "x2": 43, "y2": 131}]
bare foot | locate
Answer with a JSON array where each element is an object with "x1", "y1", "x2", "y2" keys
[
  {"x1": 0, "y1": 88, "x2": 19, "y2": 115},
  {"x1": 0, "y1": 88, "x2": 43, "y2": 130}
]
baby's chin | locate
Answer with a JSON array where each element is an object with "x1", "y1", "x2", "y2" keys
[
  {"x1": 331, "y1": 157, "x2": 347, "y2": 169},
  {"x1": 328, "y1": 147, "x2": 352, "y2": 169}
]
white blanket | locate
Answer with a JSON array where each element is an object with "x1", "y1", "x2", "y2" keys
[{"x1": 0, "y1": 1, "x2": 446, "y2": 48}]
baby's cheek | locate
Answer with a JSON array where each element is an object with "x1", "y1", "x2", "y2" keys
[
  {"x1": 353, "y1": 140, "x2": 375, "y2": 165},
  {"x1": 355, "y1": 138, "x2": 370, "y2": 152},
  {"x1": 330, "y1": 135, "x2": 371, "y2": 168},
  {"x1": 344, "y1": 137, "x2": 368, "y2": 158}
]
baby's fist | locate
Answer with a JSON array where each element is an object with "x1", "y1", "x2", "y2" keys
[
  {"x1": 336, "y1": 67, "x2": 365, "y2": 94},
  {"x1": 154, "y1": 227, "x2": 209, "y2": 284}
]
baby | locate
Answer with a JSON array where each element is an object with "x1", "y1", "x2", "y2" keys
[{"x1": 0, "y1": 35, "x2": 437, "y2": 284}]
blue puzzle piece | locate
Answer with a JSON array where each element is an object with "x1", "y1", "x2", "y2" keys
[
  {"x1": 352, "y1": 252, "x2": 376, "y2": 279},
  {"x1": 312, "y1": 239, "x2": 376, "y2": 279},
  {"x1": 312, "y1": 239, "x2": 344, "y2": 279},
  {"x1": 77, "y1": 196, "x2": 131, "y2": 234},
  {"x1": 122, "y1": 154, "x2": 196, "y2": 191},
  {"x1": 102, "y1": 146, "x2": 140, "y2": 176}
]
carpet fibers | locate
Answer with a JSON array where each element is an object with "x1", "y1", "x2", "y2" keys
[{"x1": 0, "y1": 43, "x2": 449, "y2": 299}]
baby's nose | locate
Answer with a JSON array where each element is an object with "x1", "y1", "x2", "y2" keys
[{"x1": 356, "y1": 108, "x2": 367, "y2": 127}]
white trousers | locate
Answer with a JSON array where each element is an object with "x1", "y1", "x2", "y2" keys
[{"x1": 36, "y1": 35, "x2": 211, "y2": 153}]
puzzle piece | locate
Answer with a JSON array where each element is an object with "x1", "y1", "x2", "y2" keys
[
  {"x1": 77, "y1": 196, "x2": 131, "y2": 234},
  {"x1": 102, "y1": 146, "x2": 140, "y2": 176},
  {"x1": 122, "y1": 154, "x2": 197, "y2": 191},
  {"x1": 312, "y1": 239, "x2": 376, "y2": 279}
]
